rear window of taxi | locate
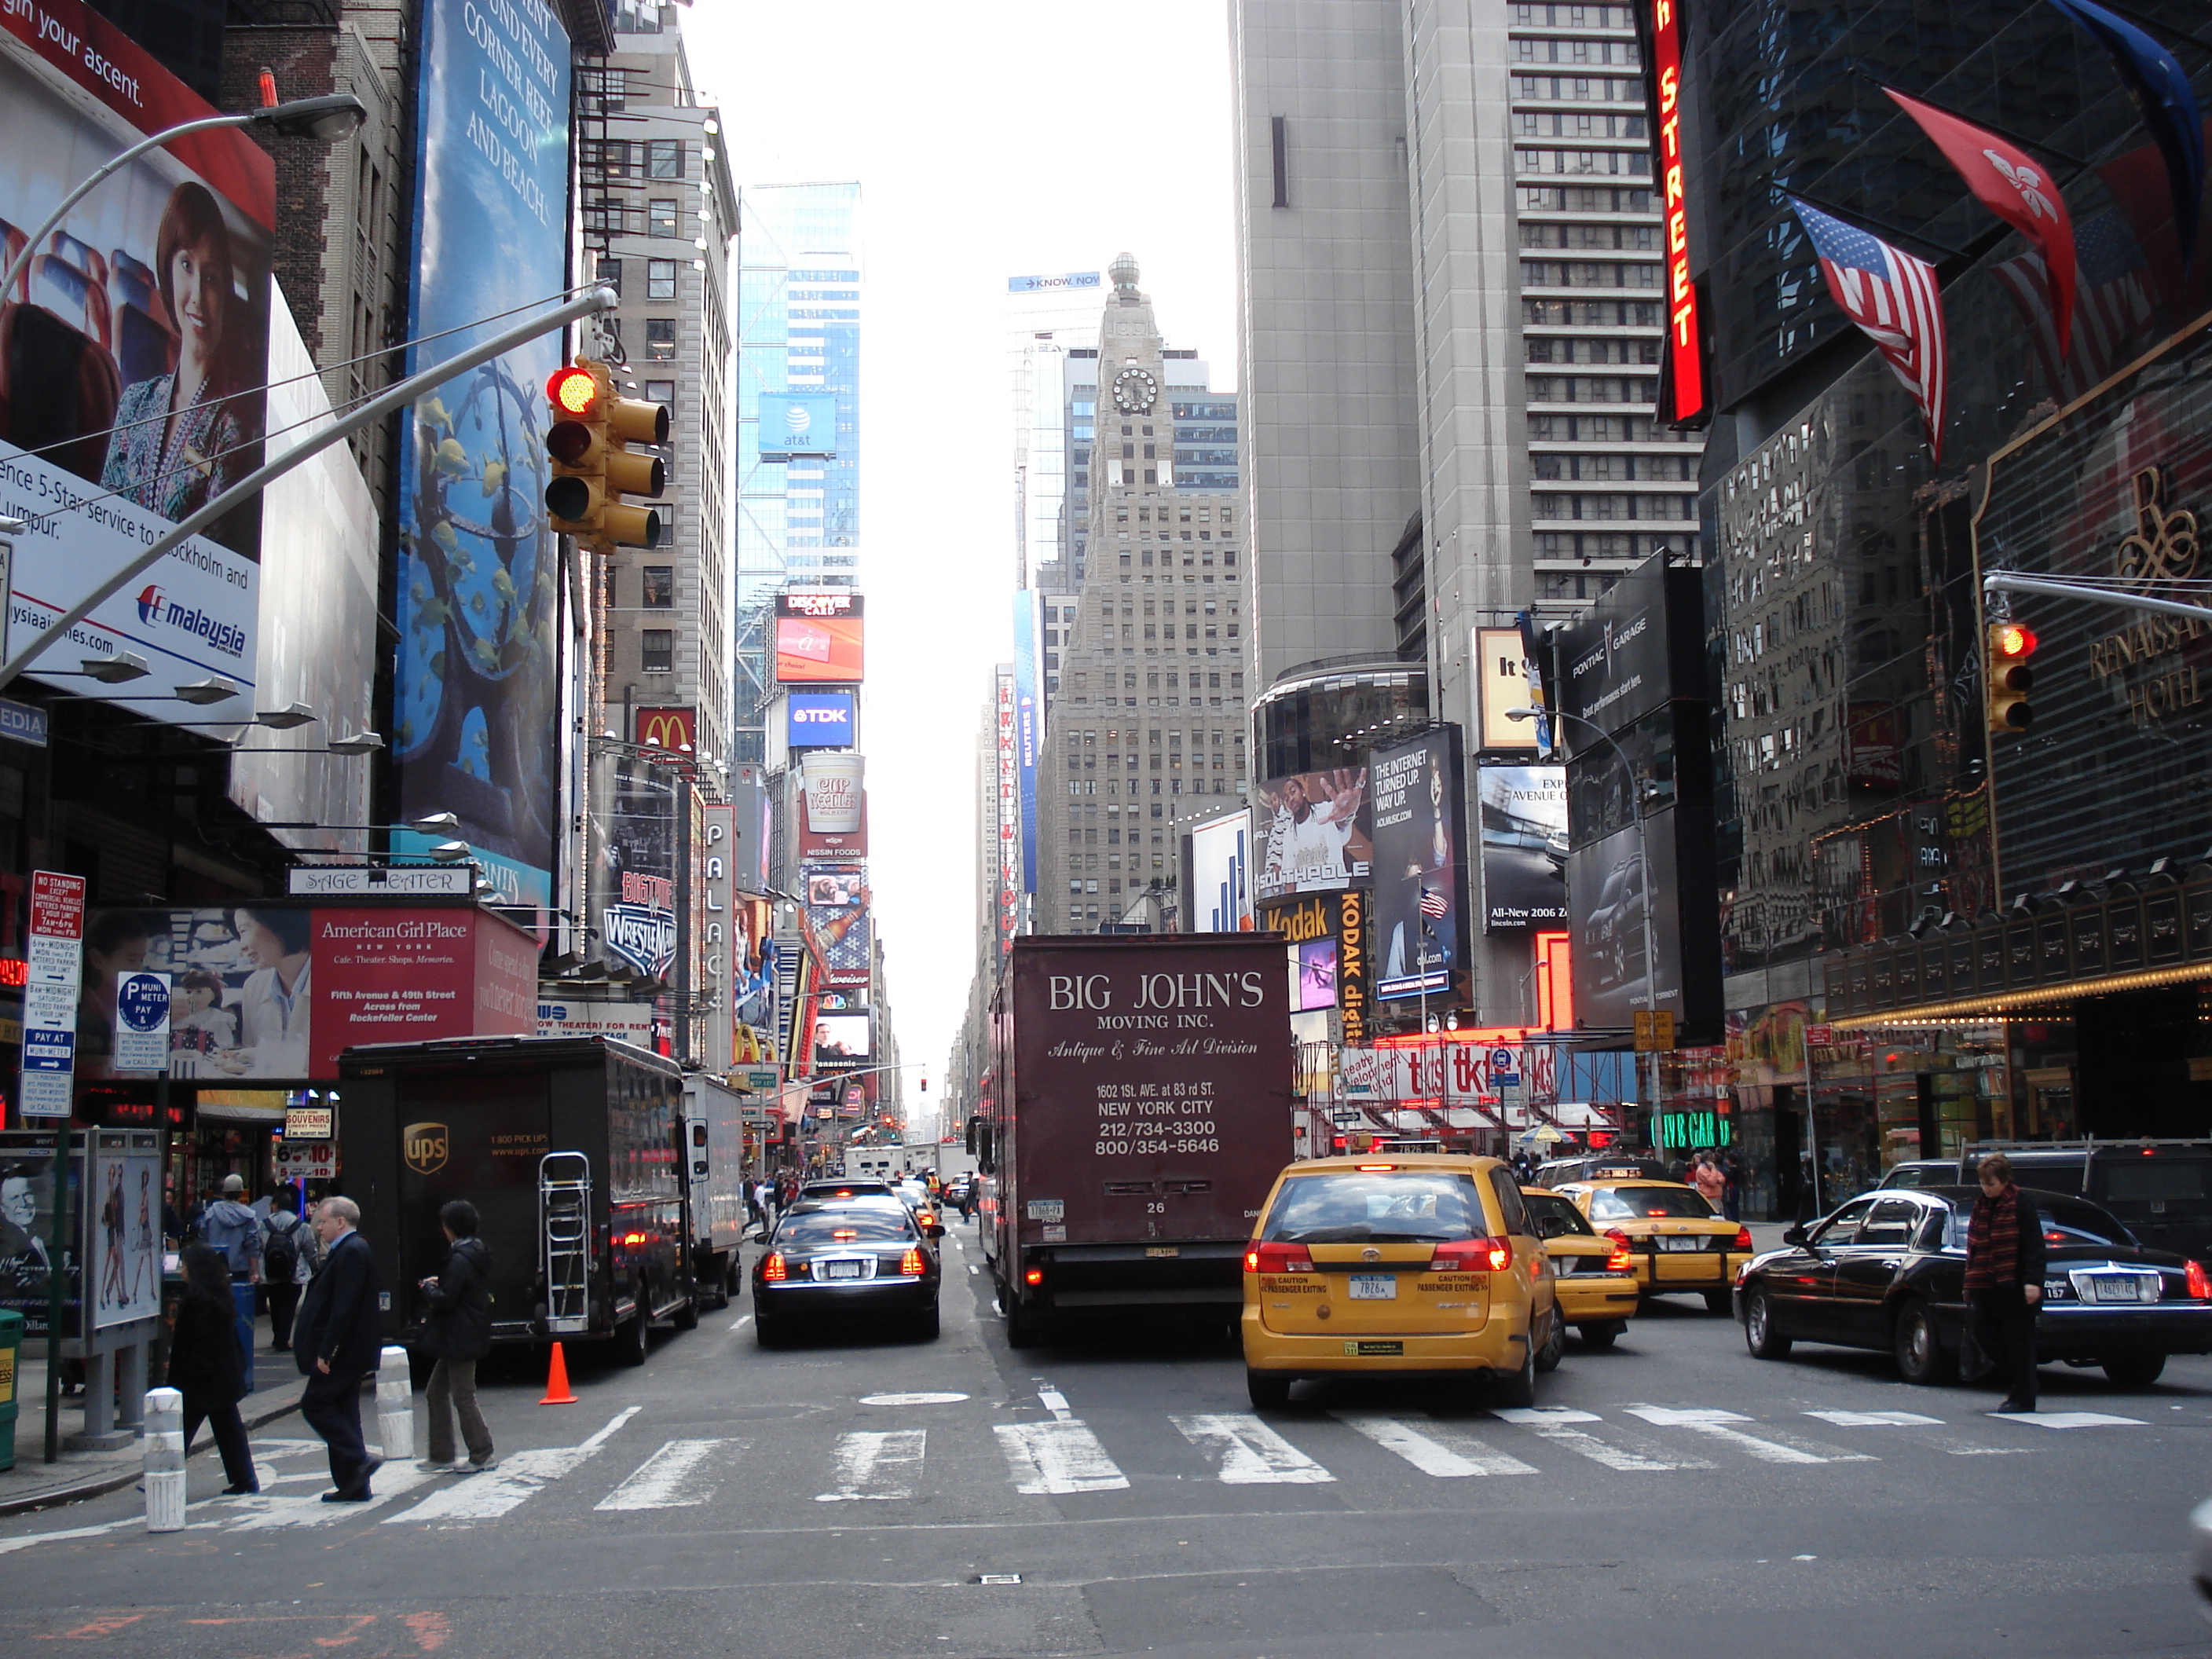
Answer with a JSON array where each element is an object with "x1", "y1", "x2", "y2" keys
[
  {"x1": 1261, "y1": 1171, "x2": 1489, "y2": 1244},
  {"x1": 1522, "y1": 1189, "x2": 1597, "y2": 1238},
  {"x1": 1588, "y1": 1187, "x2": 1716, "y2": 1221}
]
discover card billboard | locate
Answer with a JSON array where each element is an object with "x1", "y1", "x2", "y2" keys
[
  {"x1": 391, "y1": 0, "x2": 571, "y2": 924},
  {"x1": 0, "y1": 0, "x2": 269, "y2": 719}
]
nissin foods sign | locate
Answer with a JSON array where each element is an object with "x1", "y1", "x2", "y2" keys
[
  {"x1": 786, "y1": 692, "x2": 855, "y2": 748},
  {"x1": 136, "y1": 585, "x2": 248, "y2": 658}
]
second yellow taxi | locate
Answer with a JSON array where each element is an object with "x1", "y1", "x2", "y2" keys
[
  {"x1": 1241, "y1": 1153, "x2": 1558, "y2": 1411},
  {"x1": 1520, "y1": 1185, "x2": 1640, "y2": 1348},
  {"x1": 1549, "y1": 1173, "x2": 1752, "y2": 1313}
]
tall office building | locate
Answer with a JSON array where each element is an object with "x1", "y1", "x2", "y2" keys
[
  {"x1": 733, "y1": 181, "x2": 862, "y2": 764},
  {"x1": 1033, "y1": 257, "x2": 1251, "y2": 934},
  {"x1": 1008, "y1": 271, "x2": 1105, "y2": 591},
  {"x1": 582, "y1": 3, "x2": 739, "y2": 765}
]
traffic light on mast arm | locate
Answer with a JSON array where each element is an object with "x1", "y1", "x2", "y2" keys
[
  {"x1": 544, "y1": 358, "x2": 670, "y2": 554},
  {"x1": 1986, "y1": 619, "x2": 2038, "y2": 734}
]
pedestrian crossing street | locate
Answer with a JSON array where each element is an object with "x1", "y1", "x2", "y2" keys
[{"x1": 0, "y1": 1393, "x2": 2160, "y2": 1551}]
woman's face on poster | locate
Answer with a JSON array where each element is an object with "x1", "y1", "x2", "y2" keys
[
  {"x1": 87, "y1": 936, "x2": 148, "y2": 980},
  {"x1": 169, "y1": 236, "x2": 226, "y2": 362},
  {"x1": 236, "y1": 914, "x2": 291, "y2": 969}
]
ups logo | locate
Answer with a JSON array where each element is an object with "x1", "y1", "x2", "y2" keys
[{"x1": 403, "y1": 1122, "x2": 449, "y2": 1177}]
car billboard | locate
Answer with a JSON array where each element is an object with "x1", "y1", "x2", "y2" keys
[
  {"x1": 0, "y1": 0, "x2": 271, "y2": 721},
  {"x1": 389, "y1": 0, "x2": 571, "y2": 926},
  {"x1": 1369, "y1": 727, "x2": 1470, "y2": 1002},
  {"x1": 1253, "y1": 767, "x2": 1372, "y2": 899},
  {"x1": 1478, "y1": 765, "x2": 1567, "y2": 932},
  {"x1": 775, "y1": 590, "x2": 863, "y2": 683}
]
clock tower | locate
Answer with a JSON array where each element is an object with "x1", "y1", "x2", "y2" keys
[{"x1": 1031, "y1": 254, "x2": 1252, "y2": 934}]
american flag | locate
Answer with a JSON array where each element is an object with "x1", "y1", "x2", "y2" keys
[
  {"x1": 1992, "y1": 209, "x2": 2159, "y2": 407},
  {"x1": 1419, "y1": 887, "x2": 1450, "y2": 920},
  {"x1": 1789, "y1": 197, "x2": 1950, "y2": 460}
]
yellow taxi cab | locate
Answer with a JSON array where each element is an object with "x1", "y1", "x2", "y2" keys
[
  {"x1": 1241, "y1": 1153, "x2": 1556, "y2": 1411},
  {"x1": 1520, "y1": 1185, "x2": 1639, "y2": 1350},
  {"x1": 1551, "y1": 1172, "x2": 1753, "y2": 1313}
]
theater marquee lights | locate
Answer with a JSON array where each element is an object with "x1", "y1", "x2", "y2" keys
[{"x1": 1650, "y1": 0, "x2": 1705, "y2": 427}]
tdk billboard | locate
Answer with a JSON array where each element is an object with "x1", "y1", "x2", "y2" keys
[{"x1": 786, "y1": 692, "x2": 857, "y2": 749}]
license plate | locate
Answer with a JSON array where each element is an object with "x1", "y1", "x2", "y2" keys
[
  {"x1": 1658, "y1": 1236, "x2": 1708, "y2": 1251},
  {"x1": 1347, "y1": 1273, "x2": 1397, "y2": 1300},
  {"x1": 2084, "y1": 1275, "x2": 2152, "y2": 1302},
  {"x1": 822, "y1": 1258, "x2": 868, "y2": 1280}
]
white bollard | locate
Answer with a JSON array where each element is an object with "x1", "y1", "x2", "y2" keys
[
  {"x1": 373, "y1": 1345, "x2": 415, "y2": 1463},
  {"x1": 142, "y1": 1387, "x2": 185, "y2": 1533}
]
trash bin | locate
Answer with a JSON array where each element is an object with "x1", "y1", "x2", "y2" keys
[{"x1": 0, "y1": 1308, "x2": 22, "y2": 1472}]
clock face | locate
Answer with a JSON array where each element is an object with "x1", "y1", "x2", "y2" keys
[{"x1": 1112, "y1": 367, "x2": 1159, "y2": 415}]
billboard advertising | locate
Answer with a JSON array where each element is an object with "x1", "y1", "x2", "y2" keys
[
  {"x1": 731, "y1": 895, "x2": 776, "y2": 1039},
  {"x1": 1478, "y1": 765, "x2": 1568, "y2": 932},
  {"x1": 813, "y1": 1009, "x2": 870, "y2": 1067},
  {"x1": 0, "y1": 0, "x2": 271, "y2": 721},
  {"x1": 1187, "y1": 808, "x2": 1253, "y2": 932},
  {"x1": 757, "y1": 392, "x2": 838, "y2": 461},
  {"x1": 786, "y1": 691, "x2": 855, "y2": 749},
  {"x1": 1370, "y1": 728, "x2": 1470, "y2": 1002},
  {"x1": 1258, "y1": 888, "x2": 1370, "y2": 1043},
  {"x1": 1013, "y1": 591, "x2": 1041, "y2": 893},
  {"x1": 1566, "y1": 805, "x2": 1720, "y2": 1037},
  {"x1": 804, "y1": 866, "x2": 866, "y2": 907},
  {"x1": 1553, "y1": 560, "x2": 1704, "y2": 738},
  {"x1": 1007, "y1": 271, "x2": 1102, "y2": 294},
  {"x1": 1254, "y1": 767, "x2": 1372, "y2": 898},
  {"x1": 73, "y1": 903, "x2": 531, "y2": 1081},
  {"x1": 775, "y1": 591, "x2": 863, "y2": 683},
  {"x1": 995, "y1": 665, "x2": 1019, "y2": 950},
  {"x1": 1474, "y1": 628, "x2": 1543, "y2": 752},
  {"x1": 1295, "y1": 937, "x2": 1339, "y2": 1012},
  {"x1": 803, "y1": 895, "x2": 871, "y2": 989},
  {"x1": 390, "y1": 0, "x2": 571, "y2": 924},
  {"x1": 635, "y1": 706, "x2": 696, "y2": 753},
  {"x1": 592, "y1": 752, "x2": 679, "y2": 980}
]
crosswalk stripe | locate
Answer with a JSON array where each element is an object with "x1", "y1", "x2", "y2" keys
[
  {"x1": 816, "y1": 1430, "x2": 926, "y2": 1502},
  {"x1": 1622, "y1": 1405, "x2": 1859, "y2": 1465},
  {"x1": 229, "y1": 1460, "x2": 441, "y2": 1530},
  {"x1": 386, "y1": 1445, "x2": 597, "y2": 1524},
  {"x1": 1171, "y1": 1413, "x2": 1335, "y2": 1485},
  {"x1": 994, "y1": 1419, "x2": 1130, "y2": 1494},
  {"x1": 1331, "y1": 1412, "x2": 1536, "y2": 1477},
  {"x1": 1990, "y1": 1410, "x2": 2144, "y2": 1429},
  {"x1": 1491, "y1": 1405, "x2": 1704, "y2": 1471},
  {"x1": 597, "y1": 1438, "x2": 741, "y2": 1511},
  {"x1": 1804, "y1": 1410, "x2": 1943, "y2": 1427}
]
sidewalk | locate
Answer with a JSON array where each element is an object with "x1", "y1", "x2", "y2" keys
[{"x1": 0, "y1": 1309, "x2": 310, "y2": 1517}]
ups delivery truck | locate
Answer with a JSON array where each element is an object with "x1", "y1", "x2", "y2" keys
[
  {"x1": 339, "y1": 1035, "x2": 699, "y2": 1364},
  {"x1": 973, "y1": 935, "x2": 1294, "y2": 1346}
]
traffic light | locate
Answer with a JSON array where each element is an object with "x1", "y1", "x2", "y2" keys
[
  {"x1": 543, "y1": 358, "x2": 669, "y2": 554},
  {"x1": 1986, "y1": 619, "x2": 2038, "y2": 734}
]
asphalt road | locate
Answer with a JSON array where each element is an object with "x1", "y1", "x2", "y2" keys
[{"x1": 3, "y1": 1224, "x2": 2209, "y2": 1658}]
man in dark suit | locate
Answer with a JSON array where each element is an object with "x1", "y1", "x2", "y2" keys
[{"x1": 295, "y1": 1196, "x2": 384, "y2": 1500}]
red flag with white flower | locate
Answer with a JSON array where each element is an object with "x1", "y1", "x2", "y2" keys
[{"x1": 1884, "y1": 86, "x2": 2077, "y2": 357}]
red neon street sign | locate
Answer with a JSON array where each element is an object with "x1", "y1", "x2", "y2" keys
[{"x1": 1651, "y1": 0, "x2": 1704, "y2": 424}]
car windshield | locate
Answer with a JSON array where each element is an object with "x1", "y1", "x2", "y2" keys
[
  {"x1": 1588, "y1": 1187, "x2": 1716, "y2": 1221},
  {"x1": 1262, "y1": 1171, "x2": 1484, "y2": 1243},
  {"x1": 776, "y1": 1207, "x2": 914, "y2": 1247},
  {"x1": 2099, "y1": 1159, "x2": 2212, "y2": 1207},
  {"x1": 1521, "y1": 1191, "x2": 1595, "y2": 1239}
]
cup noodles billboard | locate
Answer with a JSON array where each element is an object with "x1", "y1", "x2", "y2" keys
[
  {"x1": 800, "y1": 750, "x2": 863, "y2": 834},
  {"x1": 775, "y1": 591, "x2": 864, "y2": 683}
]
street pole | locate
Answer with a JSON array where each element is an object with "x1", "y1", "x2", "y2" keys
[
  {"x1": 41, "y1": 1125, "x2": 69, "y2": 1463},
  {"x1": 0, "y1": 284, "x2": 617, "y2": 692},
  {"x1": 1983, "y1": 571, "x2": 2212, "y2": 623}
]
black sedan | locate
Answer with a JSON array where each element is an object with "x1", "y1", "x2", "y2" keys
[
  {"x1": 1734, "y1": 1185, "x2": 2212, "y2": 1388},
  {"x1": 753, "y1": 1199, "x2": 942, "y2": 1344}
]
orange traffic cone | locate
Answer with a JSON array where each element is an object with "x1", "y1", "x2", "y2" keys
[{"x1": 539, "y1": 1340, "x2": 578, "y2": 1405}]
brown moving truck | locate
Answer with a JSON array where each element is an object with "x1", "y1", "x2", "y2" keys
[{"x1": 973, "y1": 935, "x2": 1295, "y2": 1346}]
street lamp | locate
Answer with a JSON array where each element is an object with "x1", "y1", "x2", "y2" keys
[
  {"x1": 0, "y1": 93, "x2": 367, "y2": 304},
  {"x1": 1507, "y1": 705, "x2": 1658, "y2": 1119}
]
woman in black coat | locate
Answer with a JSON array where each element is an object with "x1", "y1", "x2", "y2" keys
[
  {"x1": 416, "y1": 1200, "x2": 495, "y2": 1472},
  {"x1": 169, "y1": 1243, "x2": 258, "y2": 1494}
]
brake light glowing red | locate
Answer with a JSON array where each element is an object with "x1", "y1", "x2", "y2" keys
[
  {"x1": 1605, "y1": 1228, "x2": 1632, "y2": 1250},
  {"x1": 899, "y1": 1247, "x2": 925, "y2": 1277},
  {"x1": 2188, "y1": 1259, "x2": 2212, "y2": 1302},
  {"x1": 1354, "y1": 1163, "x2": 1396, "y2": 1172},
  {"x1": 1246, "y1": 1241, "x2": 1315, "y2": 1274},
  {"x1": 1024, "y1": 1267, "x2": 1044, "y2": 1286},
  {"x1": 1732, "y1": 1226, "x2": 1753, "y2": 1252},
  {"x1": 1430, "y1": 1236, "x2": 1513, "y2": 1273},
  {"x1": 762, "y1": 1251, "x2": 788, "y2": 1283},
  {"x1": 832, "y1": 1229, "x2": 858, "y2": 1241},
  {"x1": 1606, "y1": 1240, "x2": 1633, "y2": 1273}
]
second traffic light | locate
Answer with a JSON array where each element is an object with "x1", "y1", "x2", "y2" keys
[
  {"x1": 544, "y1": 359, "x2": 670, "y2": 554},
  {"x1": 1986, "y1": 619, "x2": 2037, "y2": 734}
]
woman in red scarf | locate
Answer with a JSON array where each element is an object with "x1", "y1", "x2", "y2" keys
[{"x1": 1965, "y1": 1152, "x2": 2048, "y2": 1414}]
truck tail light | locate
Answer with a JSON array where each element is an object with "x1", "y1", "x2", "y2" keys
[
  {"x1": 1245, "y1": 1241, "x2": 1315, "y2": 1274},
  {"x1": 1024, "y1": 1266, "x2": 1044, "y2": 1286},
  {"x1": 899, "y1": 1247, "x2": 926, "y2": 1277},
  {"x1": 762, "y1": 1251, "x2": 788, "y2": 1283},
  {"x1": 1430, "y1": 1237, "x2": 1512, "y2": 1273},
  {"x1": 1732, "y1": 1226, "x2": 1754, "y2": 1252},
  {"x1": 1606, "y1": 1240, "x2": 1633, "y2": 1273},
  {"x1": 2188, "y1": 1259, "x2": 2212, "y2": 1302}
]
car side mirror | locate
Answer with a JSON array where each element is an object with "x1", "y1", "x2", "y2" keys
[
  {"x1": 1782, "y1": 1224, "x2": 1808, "y2": 1247},
  {"x1": 926, "y1": 1223, "x2": 945, "y2": 1239}
]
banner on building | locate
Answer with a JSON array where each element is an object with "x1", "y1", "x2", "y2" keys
[
  {"x1": 593, "y1": 753, "x2": 679, "y2": 981},
  {"x1": 1254, "y1": 767, "x2": 1372, "y2": 899},
  {"x1": 1370, "y1": 729, "x2": 1470, "y2": 1000},
  {"x1": 775, "y1": 591, "x2": 864, "y2": 683},
  {"x1": 1478, "y1": 765, "x2": 1567, "y2": 932},
  {"x1": 1187, "y1": 809, "x2": 1254, "y2": 932},
  {"x1": 1258, "y1": 888, "x2": 1369, "y2": 1044},
  {"x1": 1014, "y1": 591, "x2": 1041, "y2": 894}
]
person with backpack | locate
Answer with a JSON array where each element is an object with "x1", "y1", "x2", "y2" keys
[
  {"x1": 262, "y1": 1190, "x2": 311, "y2": 1351},
  {"x1": 415, "y1": 1199, "x2": 495, "y2": 1474}
]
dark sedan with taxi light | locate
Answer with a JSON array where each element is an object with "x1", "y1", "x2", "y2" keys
[
  {"x1": 1735, "y1": 1185, "x2": 2212, "y2": 1387},
  {"x1": 1522, "y1": 1186, "x2": 1639, "y2": 1350},
  {"x1": 753, "y1": 1199, "x2": 942, "y2": 1343}
]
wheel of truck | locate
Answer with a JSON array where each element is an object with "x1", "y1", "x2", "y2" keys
[
  {"x1": 721, "y1": 1258, "x2": 740, "y2": 1306},
  {"x1": 1003, "y1": 1290, "x2": 1042, "y2": 1349},
  {"x1": 672, "y1": 1295, "x2": 700, "y2": 1331},
  {"x1": 1246, "y1": 1369, "x2": 1292, "y2": 1411},
  {"x1": 619, "y1": 1307, "x2": 651, "y2": 1367}
]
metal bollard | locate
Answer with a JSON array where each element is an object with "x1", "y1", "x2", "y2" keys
[
  {"x1": 142, "y1": 1387, "x2": 185, "y2": 1533},
  {"x1": 373, "y1": 1346, "x2": 415, "y2": 1463}
]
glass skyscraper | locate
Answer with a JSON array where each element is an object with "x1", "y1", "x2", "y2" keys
[{"x1": 733, "y1": 181, "x2": 862, "y2": 764}]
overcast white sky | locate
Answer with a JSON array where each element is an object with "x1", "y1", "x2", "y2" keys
[{"x1": 682, "y1": 2, "x2": 1240, "y2": 1118}]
